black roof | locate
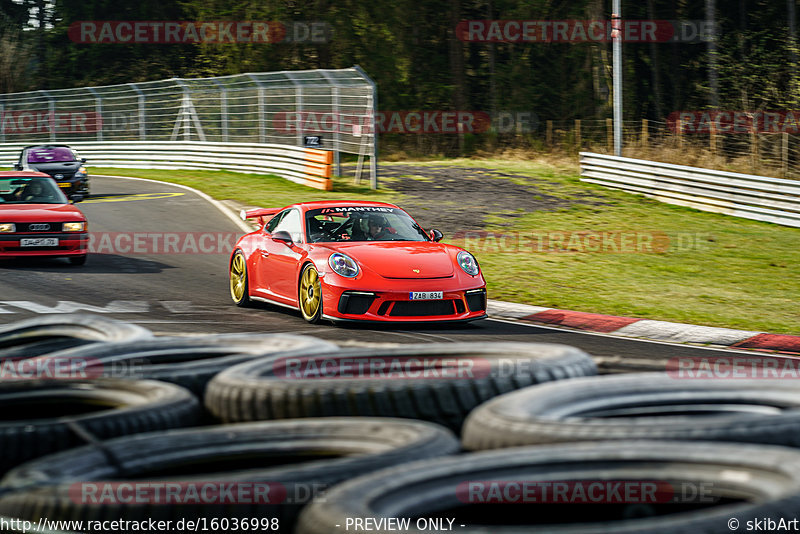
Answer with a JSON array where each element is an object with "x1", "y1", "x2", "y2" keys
[{"x1": 21, "y1": 144, "x2": 76, "y2": 151}]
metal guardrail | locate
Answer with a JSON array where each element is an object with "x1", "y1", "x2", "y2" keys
[
  {"x1": 0, "y1": 141, "x2": 334, "y2": 191},
  {"x1": 580, "y1": 152, "x2": 800, "y2": 228}
]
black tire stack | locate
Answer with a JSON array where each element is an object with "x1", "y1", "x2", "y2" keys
[
  {"x1": 5, "y1": 313, "x2": 800, "y2": 534},
  {"x1": 0, "y1": 314, "x2": 604, "y2": 532}
]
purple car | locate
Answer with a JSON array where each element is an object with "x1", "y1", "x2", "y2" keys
[{"x1": 14, "y1": 145, "x2": 89, "y2": 199}]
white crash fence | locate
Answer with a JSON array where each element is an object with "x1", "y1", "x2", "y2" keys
[
  {"x1": 0, "y1": 141, "x2": 334, "y2": 191},
  {"x1": 580, "y1": 152, "x2": 800, "y2": 228}
]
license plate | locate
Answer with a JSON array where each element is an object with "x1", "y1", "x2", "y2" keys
[
  {"x1": 21, "y1": 238, "x2": 58, "y2": 247},
  {"x1": 410, "y1": 291, "x2": 443, "y2": 300},
  {"x1": 58, "y1": 182, "x2": 71, "y2": 188}
]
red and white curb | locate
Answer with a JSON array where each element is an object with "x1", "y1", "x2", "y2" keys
[{"x1": 488, "y1": 300, "x2": 800, "y2": 355}]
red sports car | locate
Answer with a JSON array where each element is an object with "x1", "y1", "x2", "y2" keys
[
  {"x1": 229, "y1": 201, "x2": 487, "y2": 324},
  {"x1": 0, "y1": 171, "x2": 88, "y2": 265}
]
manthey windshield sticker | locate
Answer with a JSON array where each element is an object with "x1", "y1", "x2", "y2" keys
[{"x1": 318, "y1": 207, "x2": 396, "y2": 214}]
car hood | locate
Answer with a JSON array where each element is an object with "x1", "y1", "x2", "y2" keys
[
  {"x1": 320, "y1": 241, "x2": 456, "y2": 278},
  {"x1": 0, "y1": 204, "x2": 85, "y2": 222}
]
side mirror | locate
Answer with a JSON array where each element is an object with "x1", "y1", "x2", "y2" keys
[
  {"x1": 70, "y1": 194, "x2": 84, "y2": 203},
  {"x1": 271, "y1": 230, "x2": 293, "y2": 245},
  {"x1": 81, "y1": 158, "x2": 87, "y2": 163},
  {"x1": 13, "y1": 164, "x2": 22, "y2": 171},
  {"x1": 429, "y1": 229, "x2": 444, "y2": 242}
]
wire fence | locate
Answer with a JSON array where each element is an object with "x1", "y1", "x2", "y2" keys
[
  {"x1": 534, "y1": 119, "x2": 800, "y2": 180},
  {"x1": 0, "y1": 67, "x2": 378, "y2": 182}
]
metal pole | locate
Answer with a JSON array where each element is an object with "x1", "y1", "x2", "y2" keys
[
  {"x1": 353, "y1": 65, "x2": 378, "y2": 189},
  {"x1": 40, "y1": 90, "x2": 55, "y2": 143},
  {"x1": 319, "y1": 70, "x2": 343, "y2": 177},
  {"x1": 128, "y1": 83, "x2": 146, "y2": 141},
  {"x1": 210, "y1": 79, "x2": 228, "y2": 143},
  {"x1": 86, "y1": 88, "x2": 103, "y2": 142},
  {"x1": 174, "y1": 81, "x2": 191, "y2": 141},
  {"x1": 612, "y1": 1, "x2": 622, "y2": 156},
  {"x1": 246, "y1": 74, "x2": 266, "y2": 144}
]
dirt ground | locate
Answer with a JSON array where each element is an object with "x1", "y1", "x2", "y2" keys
[{"x1": 374, "y1": 164, "x2": 587, "y2": 234}]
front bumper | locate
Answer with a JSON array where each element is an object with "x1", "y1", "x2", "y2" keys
[
  {"x1": 321, "y1": 277, "x2": 488, "y2": 323},
  {"x1": 55, "y1": 177, "x2": 87, "y2": 195},
  {"x1": 0, "y1": 232, "x2": 88, "y2": 258}
]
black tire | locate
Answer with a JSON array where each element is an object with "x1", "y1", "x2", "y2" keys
[
  {"x1": 0, "y1": 314, "x2": 152, "y2": 359},
  {"x1": 229, "y1": 249, "x2": 252, "y2": 307},
  {"x1": 68, "y1": 255, "x2": 87, "y2": 266},
  {"x1": 30, "y1": 334, "x2": 338, "y2": 396},
  {"x1": 296, "y1": 440, "x2": 800, "y2": 534},
  {"x1": 0, "y1": 418, "x2": 459, "y2": 530},
  {"x1": 0, "y1": 378, "x2": 200, "y2": 474},
  {"x1": 462, "y1": 372, "x2": 800, "y2": 451},
  {"x1": 205, "y1": 342, "x2": 596, "y2": 430}
]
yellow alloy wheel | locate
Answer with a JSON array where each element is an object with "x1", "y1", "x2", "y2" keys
[
  {"x1": 230, "y1": 252, "x2": 249, "y2": 305},
  {"x1": 299, "y1": 265, "x2": 322, "y2": 322}
]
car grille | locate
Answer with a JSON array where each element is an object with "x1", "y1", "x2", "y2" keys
[
  {"x1": 338, "y1": 292, "x2": 376, "y2": 315},
  {"x1": 45, "y1": 172, "x2": 76, "y2": 180},
  {"x1": 465, "y1": 289, "x2": 487, "y2": 312},
  {"x1": 16, "y1": 223, "x2": 58, "y2": 232},
  {"x1": 389, "y1": 300, "x2": 457, "y2": 317}
]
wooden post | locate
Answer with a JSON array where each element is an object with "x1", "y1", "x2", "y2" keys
[
  {"x1": 546, "y1": 120, "x2": 553, "y2": 148},
  {"x1": 575, "y1": 119, "x2": 582, "y2": 150},
  {"x1": 782, "y1": 132, "x2": 790, "y2": 177},
  {"x1": 641, "y1": 119, "x2": 648, "y2": 148},
  {"x1": 606, "y1": 118, "x2": 613, "y2": 152}
]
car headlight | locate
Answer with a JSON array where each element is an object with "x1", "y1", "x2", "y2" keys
[
  {"x1": 457, "y1": 251, "x2": 480, "y2": 276},
  {"x1": 62, "y1": 222, "x2": 86, "y2": 232},
  {"x1": 328, "y1": 253, "x2": 359, "y2": 278},
  {"x1": 75, "y1": 166, "x2": 87, "y2": 177},
  {"x1": 0, "y1": 223, "x2": 15, "y2": 233}
]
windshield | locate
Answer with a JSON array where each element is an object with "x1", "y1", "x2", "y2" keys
[
  {"x1": 0, "y1": 177, "x2": 69, "y2": 205},
  {"x1": 305, "y1": 206, "x2": 430, "y2": 243},
  {"x1": 26, "y1": 147, "x2": 77, "y2": 164}
]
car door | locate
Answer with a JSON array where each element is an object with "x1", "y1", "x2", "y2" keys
[
  {"x1": 250, "y1": 209, "x2": 287, "y2": 297},
  {"x1": 264, "y1": 208, "x2": 306, "y2": 303}
]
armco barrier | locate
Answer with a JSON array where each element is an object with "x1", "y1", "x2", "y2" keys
[
  {"x1": 0, "y1": 141, "x2": 333, "y2": 191},
  {"x1": 580, "y1": 152, "x2": 800, "y2": 228}
]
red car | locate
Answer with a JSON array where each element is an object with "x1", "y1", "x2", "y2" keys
[
  {"x1": 0, "y1": 171, "x2": 88, "y2": 265},
  {"x1": 229, "y1": 201, "x2": 487, "y2": 324}
]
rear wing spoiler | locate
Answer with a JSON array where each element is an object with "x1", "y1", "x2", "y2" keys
[{"x1": 239, "y1": 207, "x2": 282, "y2": 226}]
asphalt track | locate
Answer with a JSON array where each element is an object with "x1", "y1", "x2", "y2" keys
[{"x1": 0, "y1": 175, "x2": 760, "y2": 366}]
